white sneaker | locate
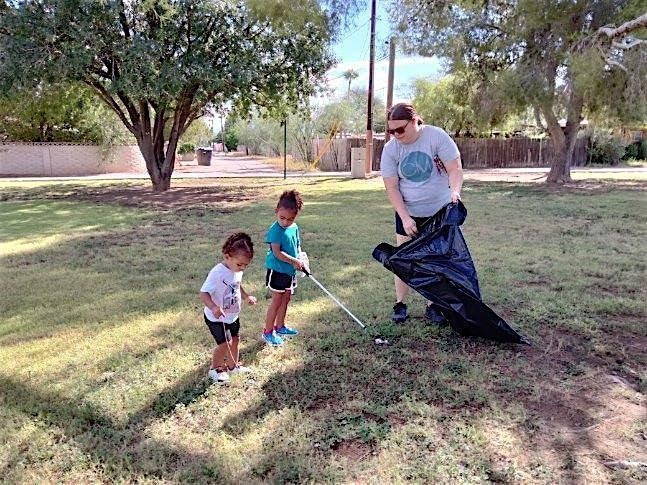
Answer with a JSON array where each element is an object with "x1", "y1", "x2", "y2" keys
[
  {"x1": 208, "y1": 368, "x2": 230, "y2": 384},
  {"x1": 229, "y1": 365, "x2": 252, "y2": 375}
]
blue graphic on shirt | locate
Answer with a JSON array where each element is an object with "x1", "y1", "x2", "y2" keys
[
  {"x1": 222, "y1": 280, "x2": 240, "y2": 314},
  {"x1": 400, "y1": 151, "x2": 433, "y2": 182}
]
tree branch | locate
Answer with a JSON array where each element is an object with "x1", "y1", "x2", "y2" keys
[
  {"x1": 575, "y1": 12, "x2": 647, "y2": 53},
  {"x1": 83, "y1": 79, "x2": 134, "y2": 133},
  {"x1": 117, "y1": 0, "x2": 131, "y2": 39},
  {"x1": 597, "y1": 13, "x2": 647, "y2": 40}
]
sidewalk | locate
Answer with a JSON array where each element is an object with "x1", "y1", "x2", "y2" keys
[{"x1": 1, "y1": 151, "x2": 645, "y2": 183}]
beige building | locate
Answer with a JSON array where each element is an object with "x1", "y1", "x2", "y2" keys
[{"x1": 0, "y1": 143, "x2": 147, "y2": 176}]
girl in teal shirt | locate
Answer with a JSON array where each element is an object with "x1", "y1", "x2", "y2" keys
[{"x1": 263, "y1": 190, "x2": 305, "y2": 346}]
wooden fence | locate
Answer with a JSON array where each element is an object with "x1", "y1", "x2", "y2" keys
[{"x1": 315, "y1": 136, "x2": 588, "y2": 171}]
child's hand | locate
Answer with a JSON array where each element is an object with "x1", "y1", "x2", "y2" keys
[
  {"x1": 293, "y1": 260, "x2": 304, "y2": 271},
  {"x1": 211, "y1": 305, "x2": 224, "y2": 318},
  {"x1": 246, "y1": 295, "x2": 257, "y2": 305}
]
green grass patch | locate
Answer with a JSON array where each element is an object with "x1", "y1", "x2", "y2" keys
[{"x1": 1, "y1": 177, "x2": 645, "y2": 483}]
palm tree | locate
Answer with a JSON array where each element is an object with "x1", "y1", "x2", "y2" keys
[{"x1": 342, "y1": 69, "x2": 359, "y2": 100}]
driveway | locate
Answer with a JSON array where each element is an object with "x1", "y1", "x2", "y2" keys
[
  {"x1": 176, "y1": 152, "x2": 281, "y2": 177},
  {"x1": 1, "y1": 150, "x2": 645, "y2": 182}
]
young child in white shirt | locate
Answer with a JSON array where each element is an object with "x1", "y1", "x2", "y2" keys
[{"x1": 200, "y1": 232, "x2": 257, "y2": 384}]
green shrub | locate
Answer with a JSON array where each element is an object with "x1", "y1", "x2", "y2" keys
[
  {"x1": 224, "y1": 132, "x2": 238, "y2": 151},
  {"x1": 213, "y1": 131, "x2": 238, "y2": 151},
  {"x1": 588, "y1": 129, "x2": 626, "y2": 165},
  {"x1": 622, "y1": 139, "x2": 647, "y2": 161},
  {"x1": 177, "y1": 142, "x2": 195, "y2": 155}
]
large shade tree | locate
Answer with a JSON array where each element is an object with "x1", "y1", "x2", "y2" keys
[
  {"x1": 390, "y1": 0, "x2": 647, "y2": 183},
  {"x1": 0, "y1": 0, "x2": 351, "y2": 191},
  {"x1": 0, "y1": 82, "x2": 131, "y2": 143}
]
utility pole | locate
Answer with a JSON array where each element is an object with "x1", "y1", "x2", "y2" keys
[
  {"x1": 283, "y1": 119, "x2": 287, "y2": 180},
  {"x1": 365, "y1": 0, "x2": 377, "y2": 176},
  {"x1": 385, "y1": 37, "x2": 396, "y2": 143},
  {"x1": 220, "y1": 112, "x2": 225, "y2": 152}
]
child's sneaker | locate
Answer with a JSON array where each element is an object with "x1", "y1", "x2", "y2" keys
[
  {"x1": 275, "y1": 325, "x2": 299, "y2": 336},
  {"x1": 208, "y1": 368, "x2": 230, "y2": 384},
  {"x1": 262, "y1": 331, "x2": 284, "y2": 346},
  {"x1": 229, "y1": 365, "x2": 252, "y2": 375}
]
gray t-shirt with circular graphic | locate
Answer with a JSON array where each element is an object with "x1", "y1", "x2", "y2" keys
[{"x1": 380, "y1": 125, "x2": 460, "y2": 217}]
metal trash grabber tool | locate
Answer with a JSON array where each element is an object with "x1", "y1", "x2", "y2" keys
[{"x1": 302, "y1": 269, "x2": 367, "y2": 330}]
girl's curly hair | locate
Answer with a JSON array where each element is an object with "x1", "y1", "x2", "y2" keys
[
  {"x1": 222, "y1": 232, "x2": 254, "y2": 258},
  {"x1": 276, "y1": 189, "x2": 303, "y2": 212}
]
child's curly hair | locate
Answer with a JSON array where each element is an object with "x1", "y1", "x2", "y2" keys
[
  {"x1": 276, "y1": 189, "x2": 303, "y2": 212},
  {"x1": 222, "y1": 232, "x2": 254, "y2": 258}
]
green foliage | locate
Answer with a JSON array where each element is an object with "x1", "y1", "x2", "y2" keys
[
  {"x1": 179, "y1": 119, "x2": 213, "y2": 148},
  {"x1": 247, "y1": 0, "x2": 364, "y2": 41},
  {"x1": 231, "y1": 89, "x2": 385, "y2": 168},
  {"x1": 286, "y1": 112, "x2": 318, "y2": 167},
  {"x1": 0, "y1": 0, "x2": 336, "y2": 190},
  {"x1": 213, "y1": 130, "x2": 239, "y2": 151},
  {"x1": 220, "y1": 131, "x2": 240, "y2": 152},
  {"x1": 622, "y1": 139, "x2": 647, "y2": 161},
  {"x1": 390, "y1": 0, "x2": 647, "y2": 180},
  {"x1": 233, "y1": 116, "x2": 284, "y2": 156},
  {"x1": 316, "y1": 101, "x2": 352, "y2": 135},
  {"x1": 316, "y1": 88, "x2": 385, "y2": 135},
  {"x1": 177, "y1": 142, "x2": 196, "y2": 155},
  {"x1": 413, "y1": 75, "x2": 475, "y2": 135},
  {"x1": 0, "y1": 83, "x2": 132, "y2": 144},
  {"x1": 226, "y1": 132, "x2": 238, "y2": 152},
  {"x1": 574, "y1": 48, "x2": 647, "y2": 125},
  {"x1": 587, "y1": 128, "x2": 627, "y2": 165}
]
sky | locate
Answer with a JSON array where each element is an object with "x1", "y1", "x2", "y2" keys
[{"x1": 322, "y1": 2, "x2": 443, "y2": 104}]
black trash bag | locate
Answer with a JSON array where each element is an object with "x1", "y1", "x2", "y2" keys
[{"x1": 373, "y1": 201, "x2": 528, "y2": 344}]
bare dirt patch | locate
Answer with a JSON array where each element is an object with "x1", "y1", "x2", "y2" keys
[
  {"x1": 332, "y1": 439, "x2": 374, "y2": 461},
  {"x1": 0, "y1": 180, "x2": 271, "y2": 211},
  {"x1": 72, "y1": 185, "x2": 258, "y2": 211}
]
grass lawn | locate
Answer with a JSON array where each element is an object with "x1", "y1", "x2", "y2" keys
[{"x1": 1, "y1": 176, "x2": 645, "y2": 483}]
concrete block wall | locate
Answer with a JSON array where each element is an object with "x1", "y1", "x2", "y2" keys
[{"x1": 0, "y1": 143, "x2": 147, "y2": 176}]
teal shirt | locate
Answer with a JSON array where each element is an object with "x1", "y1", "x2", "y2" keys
[{"x1": 265, "y1": 221, "x2": 300, "y2": 276}]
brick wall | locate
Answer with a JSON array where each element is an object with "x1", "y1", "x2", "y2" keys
[{"x1": 0, "y1": 143, "x2": 147, "y2": 176}]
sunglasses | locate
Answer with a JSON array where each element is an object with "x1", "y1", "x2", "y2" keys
[{"x1": 386, "y1": 119, "x2": 411, "y2": 135}]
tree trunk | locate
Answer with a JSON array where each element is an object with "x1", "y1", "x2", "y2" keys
[
  {"x1": 137, "y1": 131, "x2": 176, "y2": 192},
  {"x1": 543, "y1": 88, "x2": 583, "y2": 184},
  {"x1": 546, "y1": 136, "x2": 575, "y2": 183}
]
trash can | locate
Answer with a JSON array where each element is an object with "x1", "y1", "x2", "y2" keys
[
  {"x1": 351, "y1": 147, "x2": 366, "y2": 178},
  {"x1": 196, "y1": 147, "x2": 213, "y2": 166}
]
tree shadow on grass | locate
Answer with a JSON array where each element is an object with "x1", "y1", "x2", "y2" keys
[
  {"x1": 0, "y1": 367, "x2": 234, "y2": 483},
  {"x1": 2, "y1": 180, "x2": 645, "y2": 481},
  {"x1": 0, "y1": 182, "x2": 269, "y2": 211},
  {"x1": 221, "y1": 317, "x2": 645, "y2": 482},
  {"x1": 0, "y1": 214, "x2": 229, "y2": 344}
]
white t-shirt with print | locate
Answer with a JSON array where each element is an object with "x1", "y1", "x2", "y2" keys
[
  {"x1": 380, "y1": 125, "x2": 460, "y2": 217},
  {"x1": 200, "y1": 263, "x2": 243, "y2": 323}
]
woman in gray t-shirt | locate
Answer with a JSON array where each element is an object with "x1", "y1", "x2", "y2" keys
[{"x1": 380, "y1": 102, "x2": 464, "y2": 324}]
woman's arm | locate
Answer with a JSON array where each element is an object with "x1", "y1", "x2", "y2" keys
[
  {"x1": 383, "y1": 176, "x2": 418, "y2": 236},
  {"x1": 444, "y1": 156, "x2": 463, "y2": 202}
]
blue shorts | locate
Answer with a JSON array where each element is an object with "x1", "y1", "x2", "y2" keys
[{"x1": 266, "y1": 269, "x2": 297, "y2": 294}]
